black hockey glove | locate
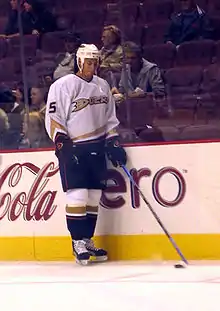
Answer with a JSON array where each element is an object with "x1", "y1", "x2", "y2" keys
[
  {"x1": 55, "y1": 133, "x2": 79, "y2": 164},
  {"x1": 106, "y1": 136, "x2": 127, "y2": 167}
]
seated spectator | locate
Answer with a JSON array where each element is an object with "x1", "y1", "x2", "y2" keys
[
  {"x1": 165, "y1": 0, "x2": 213, "y2": 46},
  {"x1": 4, "y1": 0, "x2": 19, "y2": 37},
  {"x1": 53, "y1": 32, "x2": 82, "y2": 80},
  {"x1": 8, "y1": 86, "x2": 24, "y2": 140},
  {"x1": 11, "y1": 86, "x2": 25, "y2": 113},
  {"x1": 0, "y1": 87, "x2": 25, "y2": 149},
  {"x1": 0, "y1": 108, "x2": 11, "y2": 149},
  {"x1": 0, "y1": 86, "x2": 25, "y2": 145},
  {"x1": 33, "y1": 60, "x2": 56, "y2": 87},
  {"x1": 20, "y1": 111, "x2": 52, "y2": 148},
  {"x1": 112, "y1": 41, "x2": 166, "y2": 102},
  {"x1": 0, "y1": 86, "x2": 16, "y2": 113},
  {"x1": 99, "y1": 25, "x2": 123, "y2": 85},
  {"x1": 22, "y1": 0, "x2": 57, "y2": 35},
  {"x1": 30, "y1": 85, "x2": 47, "y2": 116}
]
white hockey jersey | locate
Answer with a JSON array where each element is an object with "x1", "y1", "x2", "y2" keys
[{"x1": 45, "y1": 74, "x2": 119, "y2": 143}]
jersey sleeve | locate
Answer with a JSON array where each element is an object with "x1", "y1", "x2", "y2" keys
[
  {"x1": 105, "y1": 85, "x2": 120, "y2": 139},
  {"x1": 45, "y1": 81, "x2": 71, "y2": 142}
]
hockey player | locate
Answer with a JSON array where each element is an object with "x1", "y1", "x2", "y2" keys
[{"x1": 45, "y1": 44, "x2": 127, "y2": 265}]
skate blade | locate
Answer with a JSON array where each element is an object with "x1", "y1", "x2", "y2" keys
[
  {"x1": 90, "y1": 255, "x2": 108, "y2": 263},
  {"x1": 76, "y1": 259, "x2": 90, "y2": 266}
]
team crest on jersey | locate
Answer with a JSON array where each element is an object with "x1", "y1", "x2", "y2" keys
[
  {"x1": 72, "y1": 96, "x2": 108, "y2": 112},
  {"x1": 72, "y1": 98, "x2": 89, "y2": 112}
]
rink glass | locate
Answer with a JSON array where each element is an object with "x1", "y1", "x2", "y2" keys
[{"x1": 0, "y1": 0, "x2": 219, "y2": 150}]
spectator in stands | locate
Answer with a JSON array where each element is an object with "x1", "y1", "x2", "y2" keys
[
  {"x1": 0, "y1": 87, "x2": 16, "y2": 113},
  {"x1": 4, "y1": 0, "x2": 20, "y2": 36},
  {"x1": 0, "y1": 87, "x2": 24, "y2": 148},
  {"x1": 165, "y1": 0, "x2": 213, "y2": 46},
  {"x1": 99, "y1": 25, "x2": 123, "y2": 85},
  {"x1": 33, "y1": 60, "x2": 56, "y2": 87},
  {"x1": 53, "y1": 32, "x2": 82, "y2": 80},
  {"x1": 112, "y1": 41, "x2": 165, "y2": 102},
  {"x1": 22, "y1": 0, "x2": 57, "y2": 35},
  {"x1": 0, "y1": 88, "x2": 22, "y2": 149},
  {"x1": 0, "y1": 108, "x2": 10, "y2": 149},
  {"x1": 20, "y1": 111, "x2": 52, "y2": 148},
  {"x1": 11, "y1": 86, "x2": 24, "y2": 113},
  {"x1": 0, "y1": 107, "x2": 19, "y2": 150},
  {"x1": 30, "y1": 85, "x2": 46, "y2": 116}
]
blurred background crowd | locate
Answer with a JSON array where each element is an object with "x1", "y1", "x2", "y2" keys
[{"x1": 1, "y1": 0, "x2": 220, "y2": 149}]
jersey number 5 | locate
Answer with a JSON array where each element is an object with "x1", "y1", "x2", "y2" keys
[{"x1": 49, "y1": 102, "x2": 56, "y2": 113}]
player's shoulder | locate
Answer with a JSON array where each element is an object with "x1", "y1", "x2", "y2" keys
[
  {"x1": 50, "y1": 74, "x2": 78, "y2": 89},
  {"x1": 93, "y1": 75, "x2": 110, "y2": 88}
]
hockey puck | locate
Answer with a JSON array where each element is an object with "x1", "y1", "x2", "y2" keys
[{"x1": 174, "y1": 261, "x2": 187, "y2": 268}]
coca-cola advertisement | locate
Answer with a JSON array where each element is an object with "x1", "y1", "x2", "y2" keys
[
  {"x1": 0, "y1": 154, "x2": 186, "y2": 214},
  {"x1": 0, "y1": 146, "x2": 191, "y2": 237},
  {"x1": 0, "y1": 162, "x2": 59, "y2": 222},
  {"x1": 0, "y1": 151, "x2": 65, "y2": 236}
]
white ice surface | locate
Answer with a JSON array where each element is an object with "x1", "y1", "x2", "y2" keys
[{"x1": 1, "y1": 261, "x2": 220, "y2": 311}]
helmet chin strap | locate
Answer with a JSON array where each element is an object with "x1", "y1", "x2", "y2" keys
[
  {"x1": 78, "y1": 58, "x2": 83, "y2": 72},
  {"x1": 78, "y1": 58, "x2": 99, "y2": 76}
]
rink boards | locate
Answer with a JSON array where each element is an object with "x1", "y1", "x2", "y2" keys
[{"x1": 0, "y1": 142, "x2": 220, "y2": 261}]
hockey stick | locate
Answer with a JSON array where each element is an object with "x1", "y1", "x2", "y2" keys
[{"x1": 121, "y1": 165, "x2": 188, "y2": 265}]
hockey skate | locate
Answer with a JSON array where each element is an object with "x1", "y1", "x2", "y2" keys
[
  {"x1": 84, "y1": 238, "x2": 108, "y2": 262},
  {"x1": 72, "y1": 240, "x2": 91, "y2": 265}
]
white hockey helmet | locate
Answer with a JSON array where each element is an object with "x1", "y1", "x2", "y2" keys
[{"x1": 76, "y1": 44, "x2": 100, "y2": 71}]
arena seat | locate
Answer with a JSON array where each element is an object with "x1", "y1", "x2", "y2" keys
[
  {"x1": 179, "y1": 124, "x2": 220, "y2": 140},
  {"x1": 41, "y1": 31, "x2": 66, "y2": 54},
  {"x1": 143, "y1": 43, "x2": 176, "y2": 69},
  {"x1": 141, "y1": 0, "x2": 173, "y2": 24},
  {"x1": 175, "y1": 40, "x2": 215, "y2": 67},
  {"x1": 142, "y1": 21, "x2": 170, "y2": 45},
  {"x1": 7, "y1": 35, "x2": 38, "y2": 57},
  {"x1": 116, "y1": 97, "x2": 155, "y2": 128},
  {"x1": 165, "y1": 66, "x2": 203, "y2": 125}
]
